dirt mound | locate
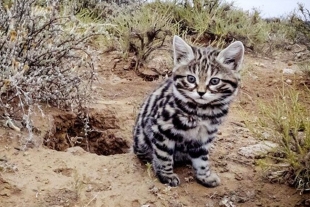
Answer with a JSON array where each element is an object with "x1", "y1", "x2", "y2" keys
[
  {"x1": 43, "y1": 109, "x2": 129, "y2": 155},
  {"x1": 0, "y1": 176, "x2": 21, "y2": 197}
]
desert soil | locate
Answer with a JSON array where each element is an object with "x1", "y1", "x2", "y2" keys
[{"x1": 0, "y1": 50, "x2": 309, "y2": 207}]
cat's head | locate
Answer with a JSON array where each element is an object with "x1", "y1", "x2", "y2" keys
[{"x1": 172, "y1": 35, "x2": 244, "y2": 105}]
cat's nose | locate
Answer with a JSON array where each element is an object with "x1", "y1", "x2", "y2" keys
[{"x1": 198, "y1": 91, "x2": 206, "y2": 97}]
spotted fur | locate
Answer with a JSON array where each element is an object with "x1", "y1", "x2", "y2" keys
[{"x1": 133, "y1": 36, "x2": 244, "y2": 187}]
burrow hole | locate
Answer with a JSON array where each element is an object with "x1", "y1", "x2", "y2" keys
[{"x1": 43, "y1": 109, "x2": 129, "y2": 155}]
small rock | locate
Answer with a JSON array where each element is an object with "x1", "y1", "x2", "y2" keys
[
  {"x1": 86, "y1": 184, "x2": 92, "y2": 192},
  {"x1": 149, "y1": 185, "x2": 159, "y2": 194},
  {"x1": 286, "y1": 79, "x2": 292, "y2": 84},
  {"x1": 261, "y1": 132, "x2": 270, "y2": 139},
  {"x1": 219, "y1": 196, "x2": 235, "y2": 207},
  {"x1": 114, "y1": 58, "x2": 121, "y2": 62},
  {"x1": 297, "y1": 53, "x2": 302, "y2": 59},
  {"x1": 287, "y1": 61, "x2": 293, "y2": 66},
  {"x1": 123, "y1": 65, "x2": 131, "y2": 70},
  {"x1": 282, "y1": 68, "x2": 295, "y2": 75},
  {"x1": 254, "y1": 62, "x2": 265, "y2": 67},
  {"x1": 65, "y1": 146, "x2": 86, "y2": 156},
  {"x1": 184, "y1": 176, "x2": 194, "y2": 182},
  {"x1": 238, "y1": 141, "x2": 278, "y2": 159},
  {"x1": 234, "y1": 174, "x2": 243, "y2": 181},
  {"x1": 272, "y1": 79, "x2": 279, "y2": 84}
]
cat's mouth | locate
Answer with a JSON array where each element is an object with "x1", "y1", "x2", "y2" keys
[{"x1": 193, "y1": 97, "x2": 210, "y2": 104}]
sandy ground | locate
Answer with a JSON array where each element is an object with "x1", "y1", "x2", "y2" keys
[{"x1": 0, "y1": 52, "x2": 309, "y2": 207}]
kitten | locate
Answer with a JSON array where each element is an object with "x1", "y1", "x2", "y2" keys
[{"x1": 133, "y1": 35, "x2": 244, "y2": 187}]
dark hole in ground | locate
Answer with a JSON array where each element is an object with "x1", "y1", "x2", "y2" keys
[{"x1": 43, "y1": 109, "x2": 129, "y2": 155}]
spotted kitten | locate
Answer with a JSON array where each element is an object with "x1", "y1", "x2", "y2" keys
[{"x1": 133, "y1": 35, "x2": 244, "y2": 187}]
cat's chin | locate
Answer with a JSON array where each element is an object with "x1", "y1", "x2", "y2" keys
[{"x1": 192, "y1": 98, "x2": 211, "y2": 105}]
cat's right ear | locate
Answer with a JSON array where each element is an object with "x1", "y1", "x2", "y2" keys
[{"x1": 173, "y1": 35, "x2": 194, "y2": 66}]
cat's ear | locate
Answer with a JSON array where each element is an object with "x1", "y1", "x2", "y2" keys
[
  {"x1": 173, "y1": 35, "x2": 194, "y2": 66},
  {"x1": 217, "y1": 41, "x2": 244, "y2": 71}
]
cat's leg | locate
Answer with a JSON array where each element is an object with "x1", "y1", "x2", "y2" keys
[
  {"x1": 189, "y1": 145, "x2": 220, "y2": 187},
  {"x1": 152, "y1": 133, "x2": 179, "y2": 187},
  {"x1": 174, "y1": 151, "x2": 191, "y2": 166}
]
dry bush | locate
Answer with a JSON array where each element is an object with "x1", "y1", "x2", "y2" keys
[
  {"x1": 106, "y1": 2, "x2": 176, "y2": 76},
  {"x1": 0, "y1": 0, "x2": 98, "y2": 143},
  {"x1": 288, "y1": 3, "x2": 310, "y2": 50}
]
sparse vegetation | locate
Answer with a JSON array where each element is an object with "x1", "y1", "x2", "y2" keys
[
  {"x1": 299, "y1": 61, "x2": 310, "y2": 77},
  {"x1": 255, "y1": 85, "x2": 310, "y2": 193},
  {"x1": 0, "y1": 0, "x2": 99, "y2": 147},
  {"x1": 107, "y1": 0, "x2": 285, "y2": 53},
  {"x1": 288, "y1": 3, "x2": 310, "y2": 50}
]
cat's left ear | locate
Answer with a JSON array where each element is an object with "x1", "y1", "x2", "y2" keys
[{"x1": 217, "y1": 41, "x2": 244, "y2": 71}]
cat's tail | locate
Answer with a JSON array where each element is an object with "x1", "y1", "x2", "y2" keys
[
  {"x1": 133, "y1": 141, "x2": 153, "y2": 163},
  {"x1": 133, "y1": 117, "x2": 154, "y2": 162}
]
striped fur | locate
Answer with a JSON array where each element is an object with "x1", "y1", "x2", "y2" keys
[{"x1": 133, "y1": 36, "x2": 244, "y2": 187}]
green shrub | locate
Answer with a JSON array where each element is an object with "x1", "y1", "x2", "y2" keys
[
  {"x1": 139, "y1": 1, "x2": 279, "y2": 52},
  {"x1": 256, "y1": 86, "x2": 310, "y2": 193}
]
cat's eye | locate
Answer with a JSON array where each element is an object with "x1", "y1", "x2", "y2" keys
[
  {"x1": 210, "y1": 78, "x2": 220, "y2": 85},
  {"x1": 187, "y1": 75, "x2": 196, "y2": 83}
]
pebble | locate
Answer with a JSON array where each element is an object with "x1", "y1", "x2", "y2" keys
[
  {"x1": 254, "y1": 62, "x2": 266, "y2": 68},
  {"x1": 65, "y1": 146, "x2": 86, "y2": 156},
  {"x1": 282, "y1": 68, "x2": 295, "y2": 75},
  {"x1": 123, "y1": 65, "x2": 130, "y2": 70},
  {"x1": 286, "y1": 79, "x2": 292, "y2": 84},
  {"x1": 86, "y1": 184, "x2": 92, "y2": 192},
  {"x1": 219, "y1": 196, "x2": 235, "y2": 207},
  {"x1": 261, "y1": 132, "x2": 270, "y2": 139},
  {"x1": 238, "y1": 141, "x2": 278, "y2": 159}
]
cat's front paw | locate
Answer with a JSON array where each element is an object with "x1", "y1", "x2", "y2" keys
[
  {"x1": 157, "y1": 173, "x2": 180, "y2": 187},
  {"x1": 196, "y1": 172, "x2": 221, "y2": 187}
]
